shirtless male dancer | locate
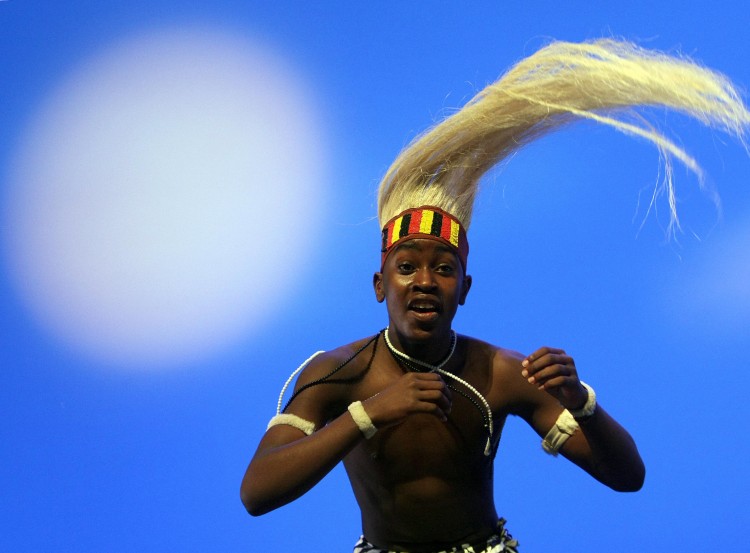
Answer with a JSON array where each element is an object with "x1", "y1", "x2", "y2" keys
[{"x1": 241, "y1": 40, "x2": 749, "y2": 552}]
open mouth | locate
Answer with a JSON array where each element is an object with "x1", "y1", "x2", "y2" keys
[{"x1": 408, "y1": 300, "x2": 441, "y2": 315}]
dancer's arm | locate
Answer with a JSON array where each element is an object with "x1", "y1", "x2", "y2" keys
[
  {"x1": 241, "y1": 364, "x2": 451, "y2": 515},
  {"x1": 514, "y1": 347, "x2": 645, "y2": 491}
]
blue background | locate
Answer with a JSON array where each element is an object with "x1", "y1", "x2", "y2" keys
[{"x1": 1, "y1": 1, "x2": 749, "y2": 551}]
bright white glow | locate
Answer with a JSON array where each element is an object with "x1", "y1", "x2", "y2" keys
[{"x1": 3, "y1": 27, "x2": 328, "y2": 369}]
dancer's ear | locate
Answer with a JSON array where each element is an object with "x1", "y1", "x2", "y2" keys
[{"x1": 373, "y1": 272, "x2": 385, "y2": 303}]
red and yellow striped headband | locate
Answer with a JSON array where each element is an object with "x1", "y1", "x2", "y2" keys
[{"x1": 380, "y1": 206, "x2": 469, "y2": 271}]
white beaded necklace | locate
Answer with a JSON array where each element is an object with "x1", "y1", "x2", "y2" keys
[
  {"x1": 384, "y1": 326, "x2": 457, "y2": 372},
  {"x1": 384, "y1": 327, "x2": 495, "y2": 456}
]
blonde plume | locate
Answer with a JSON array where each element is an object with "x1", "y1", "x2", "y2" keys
[{"x1": 377, "y1": 39, "x2": 749, "y2": 237}]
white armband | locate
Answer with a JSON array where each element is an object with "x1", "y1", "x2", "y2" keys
[
  {"x1": 541, "y1": 409, "x2": 579, "y2": 456},
  {"x1": 541, "y1": 381, "x2": 598, "y2": 456},
  {"x1": 348, "y1": 401, "x2": 377, "y2": 439},
  {"x1": 267, "y1": 413, "x2": 316, "y2": 436}
]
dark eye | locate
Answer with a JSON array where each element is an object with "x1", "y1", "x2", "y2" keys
[
  {"x1": 397, "y1": 262, "x2": 415, "y2": 274},
  {"x1": 435, "y1": 264, "x2": 455, "y2": 275}
]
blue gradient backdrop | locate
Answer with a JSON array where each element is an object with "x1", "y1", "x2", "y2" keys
[{"x1": 1, "y1": 2, "x2": 749, "y2": 551}]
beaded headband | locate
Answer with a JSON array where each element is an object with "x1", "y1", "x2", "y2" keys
[{"x1": 380, "y1": 206, "x2": 469, "y2": 271}]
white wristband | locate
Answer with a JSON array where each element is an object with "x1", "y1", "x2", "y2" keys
[
  {"x1": 569, "y1": 382, "x2": 597, "y2": 419},
  {"x1": 348, "y1": 401, "x2": 377, "y2": 439}
]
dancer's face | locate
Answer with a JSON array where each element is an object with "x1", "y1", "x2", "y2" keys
[{"x1": 373, "y1": 239, "x2": 471, "y2": 346}]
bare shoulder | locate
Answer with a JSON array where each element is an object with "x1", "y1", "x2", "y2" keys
[
  {"x1": 461, "y1": 335, "x2": 535, "y2": 416},
  {"x1": 461, "y1": 335, "x2": 523, "y2": 374},
  {"x1": 294, "y1": 333, "x2": 381, "y2": 385},
  {"x1": 281, "y1": 333, "x2": 381, "y2": 421}
]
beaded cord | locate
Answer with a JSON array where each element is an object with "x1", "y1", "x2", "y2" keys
[
  {"x1": 278, "y1": 332, "x2": 381, "y2": 414},
  {"x1": 275, "y1": 350, "x2": 325, "y2": 415},
  {"x1": 384, "y1": 327, "x2": 495, "y2": 456},
  {"x1": 274, "y1": 329, "x2": 496, "y2": 456}
]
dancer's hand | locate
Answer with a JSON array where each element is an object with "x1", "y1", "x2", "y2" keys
[
  {"x1": 363, "y1": 372, "x2": 452, "y2": 429},
  {"x1": 521, "y1": 347, "x2": 588, "y2": 411}
]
